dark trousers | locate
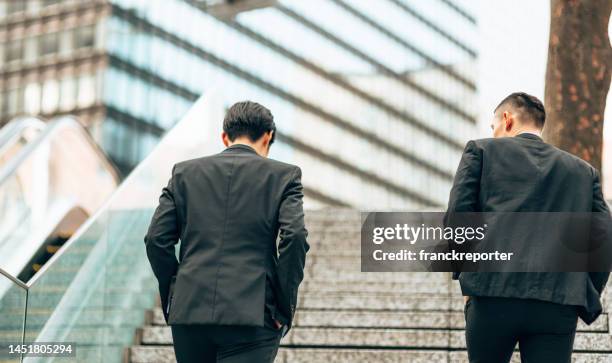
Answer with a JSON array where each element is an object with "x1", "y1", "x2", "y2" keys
[
  {"x1": 464, "y1": 296, "x2": 578, "y2": 363},
  {"x1": 170, "y1": 324, "x2": 282, "y2": 363}
]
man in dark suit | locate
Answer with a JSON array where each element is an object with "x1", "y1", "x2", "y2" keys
[
  {"x1": 144, "y1": 101, "x2": 309, "y2": 362},
  {"x1": 446, "y1": 92, "x2": 610, "y2": 362}
]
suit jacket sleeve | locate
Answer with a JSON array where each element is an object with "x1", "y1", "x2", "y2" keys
[
  {"x1": 589, "y1": 167, "x2": 610, "y2": 294},
  {"x1": 144, "y1": 164, "x2": 180, "y2": 323},
  {"x1": 445, "y1": 140, "x2": 482, "y2": 280},
  {"x1": 276, "y1": 166, "x2": 310, "y2": 328}
]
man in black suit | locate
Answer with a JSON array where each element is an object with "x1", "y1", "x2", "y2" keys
[
  {"x1": 144, "y1": 101, "x2": 309, "y2": 362},
  {"x1": 446, "y1": 92, "x2": 610, "y2": 362}
]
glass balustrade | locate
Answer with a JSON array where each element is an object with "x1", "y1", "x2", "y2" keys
[
  {"x1": 0, "y1": 270, "x2": 27, "y2": 363},
  {"x1": 17, "y1": 93, "x2": 224, "y2": 362}
]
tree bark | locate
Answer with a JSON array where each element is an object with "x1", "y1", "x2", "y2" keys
[{"x1": 543, "y1": 0, "x2": 612, "y2": 171}]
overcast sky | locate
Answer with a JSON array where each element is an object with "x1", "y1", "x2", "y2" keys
[
  {"x1": 475, "y1": 0, "x2": 550, "y2": 134},
  {"x1": 475, "y1": 1, "x2": 612, "y2": 194}
]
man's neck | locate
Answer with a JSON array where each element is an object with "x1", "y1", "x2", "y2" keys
[
  {"x1": 228, "y1": 140, "x2": 266, "y2": 157},
  {"x1": 229, "y1": 141, "x2": 257, "y2": 149},
  {"x1": 515, "y1": 129, "x2": 542, "y2": 137}
]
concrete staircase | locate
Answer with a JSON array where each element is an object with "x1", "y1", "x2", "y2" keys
[{"x1": 128, "y1": 210, "x2": 612, "y2": 362}]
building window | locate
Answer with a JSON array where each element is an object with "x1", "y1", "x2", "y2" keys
[
  {"x1": 42, "y1": 0, "x2": 62, "y2": 7},
  {"x1": 39, "y1": 32, "x2": 59, "y2": 56},
  {"x1": 77, "y1": 74, "x2": 96, "y2": 107},
  {"x1": 5, "y1": 87, "x2": 24, "y2": 116},
  {"x1": 24, "y1": 83, "x2": 42, "y2": 115},
  {"x1": 5, "y1": 40, "x2": 23, "y2": 63},
  {"x1": 59, "y1": 29, "x2": 74, "y2": 55},
  {"x1": 6, "y1": 2, "x2": 27, "y2": 15},
  {"x1": 23, "y1": 37, "x2": 38, "y2": 63},
  {"x1": 59, "y1": 77, "x2": 76, "y2": 111},
  {"x1": 75, "y1": 25, "x2": 96, "y2": 49},
  {"x1": 41, "y1": 79, "x2": 60, "y2": 113}
]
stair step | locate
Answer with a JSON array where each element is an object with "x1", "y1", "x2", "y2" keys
[
  {"x1": 147, "y1": 308, "x2": 608, "y2": 332},
  {"x1": 303, "y1": 271, "x2": 451, "y2": 282},
  {"x1": 129, "y1": 346, "x2": 612, "y2": 363},
  {"x1": 137, "y1": 326, "x2": 612, "y2": 351},
  {"x1": 280, "y1": 349, "x2": 612, "y2": 363},
  {"x1": 299, "y1": 292, "x2": 463, "y2": 311},
  {"x1": 301, "y1": 279, "x2": 459, "y2": 294},
  {"x1": 46, "y1": 244, "x2": 62, "y2": 253},
  {"x1": 307, "y1": 231, "x2": 361, "y2": 239},
  {"x1": 305, "y1": 210, "x2": 361, "y2": 222},
  {"x1": 129, "y1": 346, "x2": 447, "y2": 363}
]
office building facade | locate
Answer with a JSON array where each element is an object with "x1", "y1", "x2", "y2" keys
[{"x1": 0, "y1": 0, "x2": 478, "y2": 209}]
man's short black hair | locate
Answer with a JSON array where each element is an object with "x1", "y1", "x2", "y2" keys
[
  {"x1": 223, "y1": 101, "x2": 276, "y2": 144},
  {"x1": 494, "y1": 92, "x2": 546, "y2": 128}
]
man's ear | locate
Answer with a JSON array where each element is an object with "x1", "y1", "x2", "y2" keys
[
  {"x1": 503, "y1": 112, "x2": 513, "y2": 131},
  {"x1": 262, "y1": 131, "x2": 273, "y2": 150},
  {"x1": 221, "y1": 132, "x2": 230, "y2": 147}
]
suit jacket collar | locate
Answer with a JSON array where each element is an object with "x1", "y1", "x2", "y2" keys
[
  {"x1": 516, "y1": 133, "x2": 543, "y2": 142},
  {"x1": 223, "y1": 143, "x2": 258, "y2": 154}
]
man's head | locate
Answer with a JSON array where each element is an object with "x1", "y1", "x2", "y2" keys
[
  {"x1": 222, "y1": 101, "x2": 276, "y2": 157},
  {"x1": 491, "y1": 92, "x2": 546, "y2": 138}
]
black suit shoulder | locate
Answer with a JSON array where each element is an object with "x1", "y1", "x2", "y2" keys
[
  {"x1": 174, "y1": 153, "x2": 299, "y2": 175},
  {"x1": 172, "y1": 155, "x2": 213, "y2": 173},
  {"x1": 261, "y1": 157, "x2": 301, "y2": 173},
  {"x1": 469, "y1": 136, "x2": 595, "y2": 176},
  {"x1": 550, "y1": 144, "x2": 598, "y2": 177}
]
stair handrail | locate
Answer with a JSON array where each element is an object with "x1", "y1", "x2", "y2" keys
[
  {"x1": 0, "y1": 117, "x2": 46, "y2": 156},
  {"x1": 0, "y1": 266, "x2": 28, "y2": 290}
]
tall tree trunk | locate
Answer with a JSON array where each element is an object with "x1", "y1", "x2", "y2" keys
[{"x1": 543, "y1": 0, "x2": 612, "y2": 171}]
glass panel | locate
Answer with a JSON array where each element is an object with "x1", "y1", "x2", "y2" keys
[
  {"x1": 41, "y1": 79, "x2": 60, "y2": 114},
  {"x1": 74, "y1": 25, "x2": 96, "y2": 49},
  {"x1": 24, "y1": 83, "x2": 42, "y2": 115},
  {"x1": 39, "y1": 32, "x2": 59, "y2": 57},
  {"x1": 5, "y1": 87, "x2": 24, "y2": 117},
  {"x1": 59, "y1": 77, "x2": 77, "y2": 111},
  {"x1": 23, "y1": 37, "x2": 38, "y2": 63},
  {"x1": 5, "y1": 39, "x2": 23, "y2": 64},
  {"x1": 0, "y1": 271, "x2": 27, "y2": 363},
  {"x1": 43, "y1": 0, "x2": 62, "y2": 7},
  {"x1": 24, "y1": 211, "x2": 109, "y2": 362},
  {"x1": 6, "y1": 1, "x2": 26, "y2": 15},
  {"x1": 76, "y1": 74, "x2": 96, "y2": 108}
]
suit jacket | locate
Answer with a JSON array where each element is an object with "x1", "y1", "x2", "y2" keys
[
  {"x1": 446, "y1": 133, "x2": 610, "y2": 324},
  {"x1": 144, "y1": 144, "x2": 309, "y2": 331}
]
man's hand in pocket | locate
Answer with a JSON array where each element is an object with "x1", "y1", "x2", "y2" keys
[{"x1": 274, "y1": 319, "x2": 283, "y2": 330}]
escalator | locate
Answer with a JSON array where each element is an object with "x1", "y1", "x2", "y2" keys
[
  {"x1": 0, "y1": 95, "x2": 225, "y2": 363},
  {"x1": 16, "y1": 207, "x2": 89, "y2": 283},
  {"x1": 0, "y1": 116, "x2": 119, "y2": 282}
]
